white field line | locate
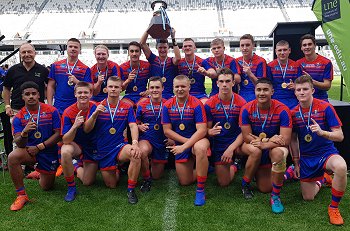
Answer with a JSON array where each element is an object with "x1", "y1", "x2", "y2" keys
[{"x1": 162, "y1": 170, "x2": 179, "y2": 231}]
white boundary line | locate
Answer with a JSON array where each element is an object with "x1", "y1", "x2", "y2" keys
[{"x1": 162, "y1": 170, "x2": 179, "y2": 231}]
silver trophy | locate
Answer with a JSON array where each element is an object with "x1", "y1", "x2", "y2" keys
[{"x1": 147, "y1": 1, "x2": 171, "y2": 39}]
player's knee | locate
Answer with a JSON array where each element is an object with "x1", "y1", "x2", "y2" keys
[
  {"x1": 61, "y1": 145, "x2": 74, "y2": 158},
  {"x1": 83, "y1": 178, "x2": 95, "y2": 186},
  {"x1": 178, "y1": 178, "x2": 193, "y2": 186},
  {"x1": 105, "y1": 181, "x2": 117, "y2": 189},
  {"x1": 7, "y1": 152, "x2": 19, "y2": 166},
  {"x1": 217, "y1": 178, "x2": 230, "y2": 187},
  {"x1": 334, "y1": 164, "x2": 347, "y2": 177},
  {"x1": 302, "y1": 193, "x2": 315, "y2": 201},
  {"x1": 130, "y1": 156, "x2": 141, "y2": 165},
  {"x1": 193, "y1": 144, "x2": 208, "y2": 156}
]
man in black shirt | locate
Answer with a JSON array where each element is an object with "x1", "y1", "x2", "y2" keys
[{"x1": 3, "y1": 43, "x2": 49, "y2": 116}]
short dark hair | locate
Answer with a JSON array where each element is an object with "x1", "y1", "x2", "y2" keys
[
  {"x1": 217, "y1": 67, "x2": 234, "y2": 80},
  {"x1": 300, "y1": 34, "x2": 316, "y2": 46},
  {"x1": 276, "y1": 40, "x2": 290, "y2": 48},
  {"x1": 148, "y1": 76, "x2": 163, "y2": 87},
  {"x1": 67, "y1": 38, "x2": 81, "y2": 47},
  {"x1": 240, "y1": 34, "x2": 254, "y2": 44},
  {"x1": 183, "y1": 38, "x2": 195, "y2": 43},
  {"x1": 107, "y1": 76, "x2": 122, "y2": 84},
  {"x1": 128, "y1": 41, "x2": 141, "y2": 51},
  {"x1": 156, "y1": 39, "x2": 169, "y2": 48},
  {"x1": 20, "y1": 81, "x2": 39, "y2": 93},
  {"x1": 256, "y1": 78, "x2": 273, "y2": 87}
]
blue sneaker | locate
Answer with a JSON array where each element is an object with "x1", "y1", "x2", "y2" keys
[
  {"x1": 270, "y1": 195, "x2": 284, "y2": 214},
  {"x1": 194, "y1": 191, "x2": 206, "y2": 206},
  {"x1": 64, "y1": 186, "x2": 77, "y2": 202}
]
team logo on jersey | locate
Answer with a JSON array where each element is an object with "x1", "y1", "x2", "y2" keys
[{"x1": 35, "y1": 72, "x2": 41, "y2": 77}]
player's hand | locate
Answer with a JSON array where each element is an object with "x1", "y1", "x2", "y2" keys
[
  {"x1": 23, "y1": 115, "x2": 37, "y2": 133},
  {"x1": 287, "y1": 79, "x2": 295, "y2": 89},
  {"x1": 171, "y1": 27, "x2": 176, "y2": 39},
  {"x1": 294, "y1": 164, "x2": 300, "y2": 179},
  {"x1": 269, "y1": 134, "x2": 285, "y2": 146},
  {"x1": 94, "y1": 103, "x2": 105, "y2": 115},
  {"x1": 164, "y1": 138, "x2": 175, "y2": 147},
  {"x1": 167, "y1": 145, "x2": 185, "y2": 155},
  {"x1": 73, "y1": 110, "x2": 84, "y2": 129},
  {"x1": 68, "y1": 74, "x2": 79, "y2": 85},
  {"x1": 221, "y1": 148, "x2": 234, "y2": 163},
  {"x1": 197, "y1": 66, "x2": 207, "y2": 75},
  {"x1": 5, "y1": 106, "x2": 14, "y2": 117},
  {"x1": 302, "y1": 70, "x2": 311, "y2": 77},
  {"x1": 310, "y1": 118, "x2": 323, "y2": 136},
  {"x1": 138, "y1": 123, "x2": 149, "y2": 132},
  {"x1": 130, "y1": 144, "x2": 142, "y2": 159},
  {"x1": 242, "y1": 63, "x2": 252, "y2": 76},
  {"x1": 139, "y1": 90, "x2": 150, "y2": 97},
  {"x1": 127, "y1": 69, "x2": 136, "y2": 82},
  {"x1": 208, "y1": 122, "x2": 222, "y2": 136},
  {"x1": 97, "y1": 74, "x2": 105, "y2": 84},
  {"x1": 26, "y1": 146, "x2": 40, "y2": 157}
]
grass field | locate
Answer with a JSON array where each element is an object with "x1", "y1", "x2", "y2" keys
[
  {"x1": 0, "y1": 169, "x2": 349, "y2": 231},
  {"x1": 0, "y1": 76, "x2": 349, "y2": 230}
]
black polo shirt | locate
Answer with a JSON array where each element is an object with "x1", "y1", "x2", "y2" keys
[{"x1": 4, "y1": 62, "x2": 49, "y2": 110}]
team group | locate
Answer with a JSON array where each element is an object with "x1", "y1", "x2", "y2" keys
[{"x1": 3, "y1": 27, "x2": 347, "y2": 226}]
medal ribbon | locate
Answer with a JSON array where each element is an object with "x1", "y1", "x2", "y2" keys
[
  {"x1": 97, "y1": 65, "x2": 108, "y2": 86},
  {"x1": 150, "y1": 99, "x2": 163, "y2": 122},
  {"x1": 106, "y1": 99, "x2": 120, "y2": 126},
  {"x1": 160, "y1": 58, "x2": 167, "y2": 77},
  {"x1": 299, "y1": 103, "x2": 313, "y2": 133},
  {"x1": 277, "y1": 59, "x2": 288, "y2": 83},
  {"x1": 26, "y1": 104, "x2": 41, "y2": 130},
  {"x1": 66, "y1": 59, "x2": 78, "y2": 75},
  {"x1": 256, "y1": 105, "x2": 270, "y2": 133},
  {"x1": 175, "y1": 97, "x2": 188, "y2": 124},
  {"x1": 185, "y1": 57, "x2": 196, "y2": 77},
  {"x1": 219, "y1": 94, "x2": 234, "y2": 123},
  {"x1": 214, "y1": 55, "x2": 225, "y2": 69},
  {"x1": 129, "y1": 61, "x2": 140, "y2": 86}
]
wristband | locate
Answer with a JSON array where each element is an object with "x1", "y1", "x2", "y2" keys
[
  {"x1": 172, "y1": 39, "x2": 177, "y2": 46},
  {"x1": 21, "y1": 132, "x2": 28, "y2": 138}
]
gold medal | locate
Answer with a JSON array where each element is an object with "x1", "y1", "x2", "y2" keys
[
  {"x1": 109, "y1": 127, "x2": 116, "y2": 135},
  {"x1": 67, "y1": 80, "x2": 74, "y2": 86},
  {"x1": 154, "y1": 124, "x2": 160, "y2": 130},
  {"x1": 304, "y1": 134, "x2": 312, "y2": 142},
  {"x1": 224, "y1": 122, "x2": 231, "y2": 129},
  {"x1": 179, "y1": 123, "x2": 185, "y2": 130},
  {"x1": 190, "y1": 78, "x2": 196, "y2": 85},
  {"x1": 133, "y1": 86, "x2": 138, "y2": 92},
  {"x1": 162, "y1": 77, "x2": 166, "y2": 83},
  {"x1": 281, "y1": 82, "x2": 287, "y2": 89},
  {"x1": 103, "y1": 88, "x2": 107, "y2": 93},
  {"x1": 259, "y1": 132, "x2": 267, "y2": 139},
  {"x1": 34, "y1": 131, "x2": 41, "y2": 139},
  {"x1": 243, "y1": 79, "x2": 249, "y2": 85}
]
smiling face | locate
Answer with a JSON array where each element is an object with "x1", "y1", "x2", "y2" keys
[
  {"x1": 173, "y1": 78, "x2": 190, "y2": 101},
  {"x1": 148, "y1": 79, "x2": 164, "y2": 101},
  {"x1": 157, "y1": 43, "x2": 169, "y2": 59},
  {"x1": 74, "y1": 86, "x2": 92, "y2": 104},
  {"x1": 255, "y1": 82, "x2": 274, "y2": 105},
  {"x1": 182, "y1": 40, "x2": 196, "y2": 56},
  {"x1": 301, "y1": 38, "x2": 316, "y2": 56},
  {"x1": 240, "y1": 39, "x2": 254, "y2": 58},
  {"x1": 19, "y1": 44, "x2": 36, "y2": 65},
  {"x1": 94, "y1": 47, "x2": 109, "y2": 65}
]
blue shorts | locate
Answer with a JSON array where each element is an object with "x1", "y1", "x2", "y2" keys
[
  {"x1": 84, "y1": 143, "x2": 126, "y2": 171},
  {"x1": 35, "y1": 152, "x2": 59, "y2": 175},
  {"x1": 140, "y1": 139, "x2": 168, "y2": 163},
  {"x1": 175, "y1": 148, "x2": 193, "y2": 163},
  {"x1": 259, "y1": 149, "x2": 271, "y2": 168},
  {"x1": 300, "y1": 153, "x2": 336, "y2": 182}
]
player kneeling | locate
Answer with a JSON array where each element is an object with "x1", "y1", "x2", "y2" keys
[
  {"x1": 84, "y1": 76, "x2": 142, "y2": 204},
  {"x1": 291, "y1": 75, "x2": 347, "y2": 225},
  {"x1": 8, "y1": 82, "x2": 61, "y2": 211}
]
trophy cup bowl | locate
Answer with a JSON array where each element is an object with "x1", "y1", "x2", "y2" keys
[{"x1": 147, "y1": 1, "x2": 171, "y2": 39}]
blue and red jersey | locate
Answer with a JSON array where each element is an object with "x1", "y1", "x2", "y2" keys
[
  {"x1": 205, "y1": 93, "x2": 246, "y2": 151},
  {"x1": 178, "y1": 56, "x2": 207, "y2": 99},
  {"x1": 61, "y1": 102, "x2": 96, "y2": 150},
  {"x1": 12, "y1": 103, "x2": 61, "y2": 154},
  {"x1": 120, "y1": 60, "x2": 151, "y2": 103},
  {"x1": 162, "y1": 95, "x2": 207, "y2": 142},
  {"x1": 147, "y1": 52, "x2": 178, "y2": 99},
  {"x1": 202, "y1": 55, "x2": 241, "y2": 96},
  {"x1": 90, "y1": 60, "x2": 121, "y2": 102},
  {"x1": 296, "y1": 55, "x2": 333, "y2": 101},
  {"x1": 239, "y1": 99, "x2": 292, "y2": 138},
  {"x1": 291, "y1": 98, "x2": 341, "y2": 158},
  {"x1": 267, "y1": 59, "x2": 302, "y2": 109},
  {"x1": 88, "y1": 99, "x2": 136, "y2": 158},
  {"x1": 236, "y1": 54, "x2": 267, "y2": 102},
  {"x1": 49, "y1": 59, "x2": 92, "y2": 114},
  {"x1": 136, "y1": 98, "x2": 167, "y2": 149}
]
